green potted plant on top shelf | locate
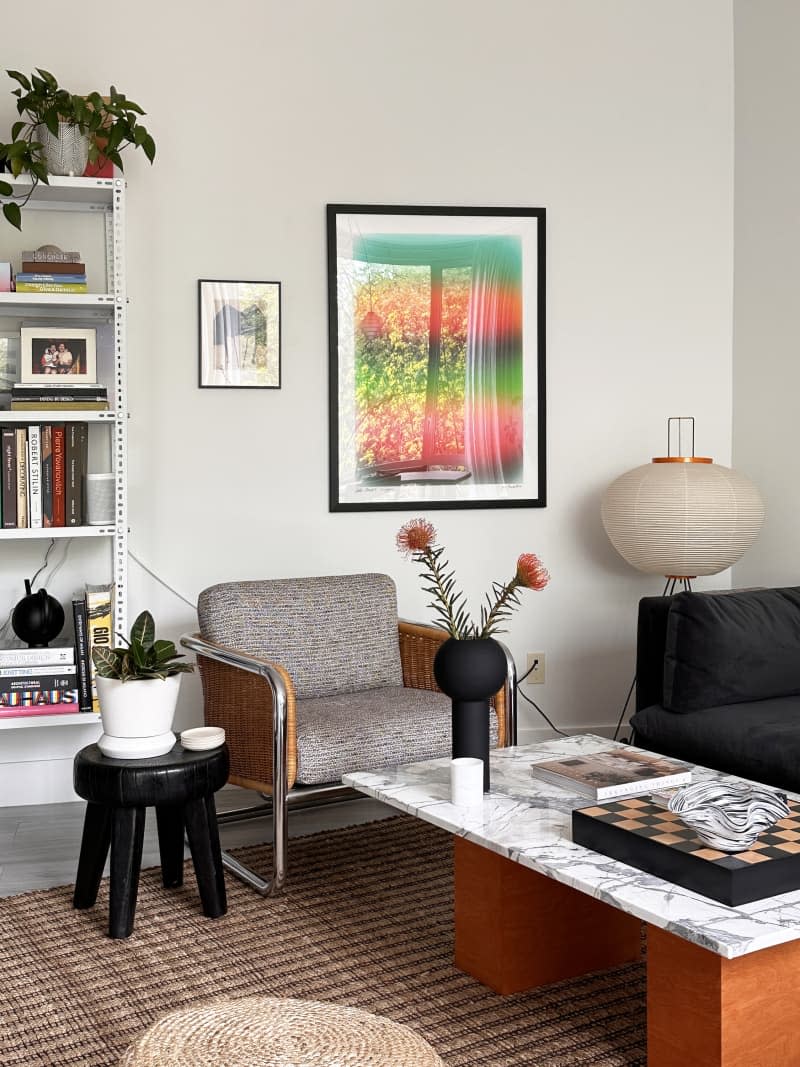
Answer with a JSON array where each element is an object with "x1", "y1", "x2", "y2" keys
[
  {"x1": 0, "y1": 68, "x2": 156, "y2": 230},
  {"x1": 92, "y1": 610, "x2": 193, "y2": 760}
]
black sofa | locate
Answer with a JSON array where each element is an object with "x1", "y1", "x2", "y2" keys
[{"x1": 630, "y1": 586, "x2": 800, "y2": 794}]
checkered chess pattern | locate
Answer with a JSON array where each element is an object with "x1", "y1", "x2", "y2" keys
[{"x1": 579, "y1": 797, "x2": 800, "y2": 870}]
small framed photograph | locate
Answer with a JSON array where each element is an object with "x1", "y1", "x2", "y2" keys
[
  {"x1": 198, "y1": 279, "x2": 281, "y2": 389},
  {"x1": 20, "y1": 327, "x2": 97, "y2": 383}
]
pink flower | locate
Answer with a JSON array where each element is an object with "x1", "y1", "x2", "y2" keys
[
  {"x1": 396, "y1": 518, "x2": 437, "y2": 558},
  {"x1": 516, "y1": 553, "x2": 550, "y2": 591}
]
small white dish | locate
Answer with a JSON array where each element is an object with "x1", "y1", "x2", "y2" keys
[{"x1": 180, "y1": 726, "x2": 225, "y2": 751}]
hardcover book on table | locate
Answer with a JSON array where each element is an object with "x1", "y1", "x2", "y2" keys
[{"x1": 530, "y1": 749, "x2": 691, "y2": 800}]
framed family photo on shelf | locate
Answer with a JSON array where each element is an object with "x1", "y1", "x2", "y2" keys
[
  {"x1": 20, "y1": 327, "x2": 97, "y2": 383},
  {"x1": 198, "y1": 279, "x2": 281, "y2": 389},
  {"x1": 327, "y1": 204, "x2": 546, "y2": 512}
]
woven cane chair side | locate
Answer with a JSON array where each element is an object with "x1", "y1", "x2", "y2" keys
[{"x1": 196, "y1": 644, "x2": 298, "y2": 793}]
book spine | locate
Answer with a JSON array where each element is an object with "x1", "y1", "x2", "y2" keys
[
  {"x1": 40, "y1": 425, "x2": 53, "y2": 527},
  {"x1": 1, "y1": 427, "x2": 16, "y2": 528},
  {"x1": 11, "y1": 402, "x2": 109, "y2": 411},
  {"x1": 85, "y1": 583, "x2": 114, "y2": 713},
  {"x1": 21, "y1": 261, "x2": 86, "y2": 275},
  {"x1": 0, "y1": 702, "x2": 80, "y2": 718},
  {"x1": 0, "y1": 666, "x2": 77, "y2": 684},
  {"x1": 52, "y1": 425, "x2": 66, "y2": 527},
  {"x1": 15, "y1": 427, "x2": 27, "y2": 528},
  {"x1": 0, "y1": 646, "x2": 74, "y2": 667},
  {"x1": 596, "y1": 772, "x2": 693, "y2": 801},
  {"x1": 12, "y1": 390, "x2": 107, "y2": 399},
  {"x1": 28, "y1": 425, "x2": 42, "y2": 529},
  {"x1": 72, "y1": 598, "x2": 93, "y2": 713},
  {"x1": 15, "y1": 283, "x2": 89, "y2": 293},
  {"x1": 15, "y1": 273, "x2": 87, "y2": 284},
  {"x1": 65, "y1": 423, "x2": 79, "y2": 526},
  {"x1": 21, "y1": 250, "x2": 81, "y2": 263}
]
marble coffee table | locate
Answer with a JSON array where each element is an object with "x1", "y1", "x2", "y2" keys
[{"x1": 344, "y1": 735, "x2": 800, "y2": 1067}]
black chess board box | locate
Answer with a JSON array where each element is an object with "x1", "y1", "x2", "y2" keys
[{"x1": 572, "y1": 796, "x2": 800, "y2": 906}]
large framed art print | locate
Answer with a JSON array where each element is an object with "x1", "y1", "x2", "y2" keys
[{"x1": 327, "y1": 204, "x2": 545, "y2": 512}]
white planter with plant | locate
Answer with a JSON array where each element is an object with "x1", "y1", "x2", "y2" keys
[
  {"x1": 0, "y1": 67, "x2": 156, "y2": 229},
  {"x1": 92, "y1": 611, "x2": 194, "y2": 760}
]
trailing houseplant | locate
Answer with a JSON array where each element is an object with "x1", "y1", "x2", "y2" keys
[
  {"x1": 92, "y1": 610, "x2": 193, "y2": 759},
  {"x1": 397, "y1": 519, "x2": 549, "y2": 791},
  {"x1": 0, "y1": 68, "x2": 156, "y2": 229}
]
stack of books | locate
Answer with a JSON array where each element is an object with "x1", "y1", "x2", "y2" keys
[
  {"x1": 0, "y1": 642, "x2": 80, "y2": 718},
  {"x1": 10, "y1": 382, "x2": 108, "y2": 411},
  {"x1": 0, "y1": 582, "x2": 113, "y2": 719},
  {"x1": 1, "y1": 422, "x2": 91, "y2": 528},
  {"x1": 15, "y1": 249, "x2": 87, "y2": 294}
]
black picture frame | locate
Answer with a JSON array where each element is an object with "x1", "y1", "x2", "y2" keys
[
  {"x1": 327, "y1": 204, "x2": 546, "y2": 512},
  {"x1": 198, "y1": 279, "x2": 281, "y2": 389}
]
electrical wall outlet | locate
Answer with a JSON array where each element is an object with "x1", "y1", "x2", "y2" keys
[{"x1": 526, "y1": 652, "x2": 545, "y2": 684}]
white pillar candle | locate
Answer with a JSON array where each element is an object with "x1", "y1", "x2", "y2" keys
[{"x1": 450, "y1": 757, "x2": 484, "y2": 807}]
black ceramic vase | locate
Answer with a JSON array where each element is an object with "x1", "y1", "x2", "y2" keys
[
  {"x1": 11, "y1": 579, "x2": 65, "y2": 647},
  {"x1": 433, "y1": 636, "x2": 507, "y2": 792}
]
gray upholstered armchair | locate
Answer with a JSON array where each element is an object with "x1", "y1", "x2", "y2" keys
[{"x1": 181, "y1": 573, "x2": 517, "y2": 895}]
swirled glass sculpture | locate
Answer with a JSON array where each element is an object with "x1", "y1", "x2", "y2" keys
[{"x1": 669, "y1": 781, "x2": 789, "y2": 852}]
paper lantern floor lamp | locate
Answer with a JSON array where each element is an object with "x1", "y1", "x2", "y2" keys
[{"x1": 601, "y1": 417, "x2": 764, "y2": 592}]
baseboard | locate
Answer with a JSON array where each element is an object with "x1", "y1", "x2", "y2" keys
[{"x1": 517, "y1": 723, "x2": 622, "y2": 746}]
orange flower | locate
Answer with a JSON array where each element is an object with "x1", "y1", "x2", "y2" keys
[
  {"x1": 396, "y1": 518, "x2": 437, "y2": 558},
  {"x1": 516, "y1": 553, "x2": 550, "y2": 591}
]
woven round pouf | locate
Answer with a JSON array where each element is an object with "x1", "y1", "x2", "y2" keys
[{"x1": 119, "y1": 996, "x2": 445, "y2": 1066}]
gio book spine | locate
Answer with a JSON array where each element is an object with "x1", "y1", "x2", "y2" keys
[
  {"x1": 28, "y1": 425, "x2": 42, "y2": 529},
  {"x1": 14, "y1": 282, "x2": 89, "y2": 293},
  {"x1": 52, "y1": 425, "x2": 66, "y2": 527},
  {"x1": 85, "y1": 583, "x2": 114, "y2": 712},
  {"x1": 1, "y1": 427, "x2": 15, "y2": 528},
  {"x1": 14, "y1": 427, "x2": 27, "y2": 528},
  {"x1": 72, "y1": 598, "x2": 93, "y2": 713},
  {"x1": 40, "y1": 425, "x2": 53, "y2": 527}
]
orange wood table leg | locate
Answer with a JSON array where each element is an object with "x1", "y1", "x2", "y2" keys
[
  {"x1": 453, "y1": 837, "x2": 642, "y2": 994},
  {"x1": 648, "y1": 924, "x2": 800, "y2": 1067}
]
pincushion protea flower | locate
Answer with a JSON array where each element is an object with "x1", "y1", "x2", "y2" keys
[{"x1": 397, "y1": 519, "x2": 549, "y2": 639}]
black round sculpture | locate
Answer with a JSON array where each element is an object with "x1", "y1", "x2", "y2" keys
[
  {"x1": 433, "y1": 637, "x2": 507, "y2": 793},
  {"x1": 11, "y1": 579, "x2": 65, "y2": 647}
]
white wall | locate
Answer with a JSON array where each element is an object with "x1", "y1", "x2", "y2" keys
[
  {"x1": 733, "y1": 0, "x2": 800, "y2": 588},
  {"x1": 0, "y1": 0, "x2": 735, "y2": 803}
]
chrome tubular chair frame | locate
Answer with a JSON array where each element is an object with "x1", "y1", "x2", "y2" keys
[
  {"x1": 180, "y1": 633, "x2": 288, "y2": 897},
  {"x1": 181, "y1": 625, "x2": 518, "y2": 896}
]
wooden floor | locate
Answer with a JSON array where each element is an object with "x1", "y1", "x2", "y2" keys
[{"x1": 0, "y1": 787, "x2": 395, "y2": 897}]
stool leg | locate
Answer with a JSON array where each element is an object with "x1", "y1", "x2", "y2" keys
[
  {"x1": 109, "y1": 806, "x2": 146, "y2": 939},
  {"x1": 155, "y1": 804, "x2": 185, "y2": 889},
  {"x1": 184, "y1": 795, "x2": 227, "y2": 919},
  {"x1": 73, "y1": 802, "x2": 112, "y2": 910}
]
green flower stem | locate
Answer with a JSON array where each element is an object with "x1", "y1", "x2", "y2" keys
[
  {"x1": 477, "y1": 577, "x2": 521, "y2": 639},
  {"x1": 419, "y1": 547, "x2": 464, "y2": 639}
]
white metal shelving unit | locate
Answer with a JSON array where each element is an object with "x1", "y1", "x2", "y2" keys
[{"x1": 0, "y1": 174, "x2": 128, "y2": 733}]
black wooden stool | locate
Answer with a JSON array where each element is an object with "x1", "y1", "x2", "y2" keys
[{"x1": 73, "y1": 742, "x2": 229, "y2": 939}]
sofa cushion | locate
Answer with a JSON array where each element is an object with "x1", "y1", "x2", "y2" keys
[
  {"x1": 663, "y1": 587, "x2": 800, "y2": 713},
  {"x1": 197, "y1": 573, "x2": 403, "y2": 699},
  {"x1": 295, "y1": 685, "x2": 499, "y2": 786},
  {"x1": 632, "y1": 696, "x2": 800, "y2": 795}
]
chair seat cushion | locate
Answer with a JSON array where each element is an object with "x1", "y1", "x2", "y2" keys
[{"x1": 296, "y1": 686, "x2": 499, "y2": 786}]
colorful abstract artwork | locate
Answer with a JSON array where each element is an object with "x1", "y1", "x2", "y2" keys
[{"x1": 327, "y1": 206, "x2": 545, "y2": 511}]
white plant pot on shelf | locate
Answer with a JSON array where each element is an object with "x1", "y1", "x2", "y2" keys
[
  {"x1": 37, "y1": 122, "x2": 90, "y2": 176},
  {"x1": 96, "y1": 674, "x2": 182, "y2": 759}
]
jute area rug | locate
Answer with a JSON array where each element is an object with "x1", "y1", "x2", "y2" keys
[{"x1": 0, "y1": 816, "x2": 645, "y2": 1066}]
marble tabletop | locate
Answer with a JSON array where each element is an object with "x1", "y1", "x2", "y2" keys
[{"x1": 344, "y1": 734, "x2": 800, "y2": 960}]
